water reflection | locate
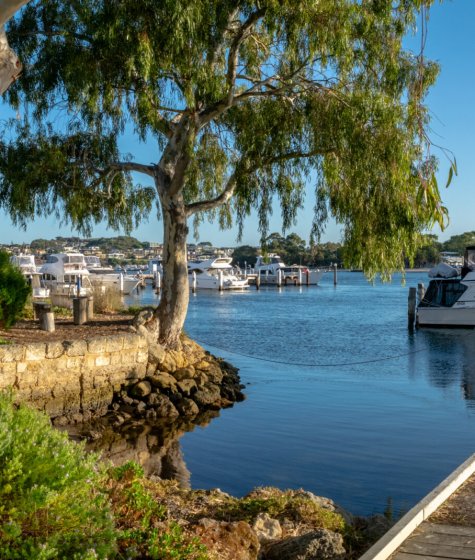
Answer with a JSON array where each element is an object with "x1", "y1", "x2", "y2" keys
[
  {"x1": 71, "y1": 411, "x2": 219, "y2": 487},
  {"x1": 419, "y1": 329, "x2": 475, "y2": 407}
]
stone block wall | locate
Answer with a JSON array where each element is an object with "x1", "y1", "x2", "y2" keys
[{"x1": 0, "y1": 333, "x2": 148, "y2": 421}]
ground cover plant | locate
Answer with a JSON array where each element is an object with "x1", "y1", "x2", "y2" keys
[{"x1": 0, "y1": 393, "x2": 115, "y2": 559}]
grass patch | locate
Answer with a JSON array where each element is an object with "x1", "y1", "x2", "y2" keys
[{"x1": 92, "y1": 287, "x2": 124, "y2": 314}]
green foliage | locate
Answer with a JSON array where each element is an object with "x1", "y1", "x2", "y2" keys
[
  {"x1": 0, "y1": 394, "x2": 116, "y2": 559},
  {"x1": 215, "y1": 491, "x2": 345, "y2": 533},
  {"x1": 441, "y1": 231, "x2": 475, "y2": 254},
  {"x1": 231, "y1": 245, "x2": 258, "y2": 268},
  {"x1": 85, "y1": 236, "x2": 147, "y2": 252},
  {"x1": 0, "y1": 250, "x2": 31, "y2": 329},
  {"x1": 147, "y1": 524, "x2": 208, "y2": 560},
  {"x1": 413, "y1": 234, "x2": 441, "y2": 267},
  {"x1": 109, "y1": 463, "x2": 208, "y2": 559}
]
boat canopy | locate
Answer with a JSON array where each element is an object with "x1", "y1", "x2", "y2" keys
[{"x1": 428, "y1": 262, "x2": 459, "y2": 279}]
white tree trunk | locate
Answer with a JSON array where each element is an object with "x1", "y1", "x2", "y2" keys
[
  {"x1": 156, "y1": 191, "x2": 190, "y2": 348},
  {"x1": 0, "y1": 0, "x2": 30, "y2": 95}
]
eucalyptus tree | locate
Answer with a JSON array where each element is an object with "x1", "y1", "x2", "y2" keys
[
  {"x1": 1, "y1": 0, "x2": 451, "y2": 347},
  {"x1": 0, "y1": 0, "x2": 30, "y2": 93}
]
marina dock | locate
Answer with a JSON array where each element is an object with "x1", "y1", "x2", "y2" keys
[{"x1": 360, "y1": 454, "x2": 475, "y2": 560}]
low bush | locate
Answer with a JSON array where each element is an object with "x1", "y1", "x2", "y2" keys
[
  {"x1": 0, "y1": 394, "x2": 116, "y2": 559},
  {"x1": 0, "y1": 251, "x2": 31, "y2": 329},
  {"x1": 0, "y1": 397, "x2": 210, "y2": 559}
]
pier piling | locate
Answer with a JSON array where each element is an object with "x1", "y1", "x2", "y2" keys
[
  {"x1": 408, "y1": 287, "x2": 416, "y2": 330},
  {"x1": 73, "y1": 296, "x2": 88, "y2": 325}
]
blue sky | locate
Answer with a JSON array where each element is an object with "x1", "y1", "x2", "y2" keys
[{"x1": 1, "y1": 0, "x2": 474, "y2": 247}]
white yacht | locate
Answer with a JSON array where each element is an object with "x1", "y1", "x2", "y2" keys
[
  {"x1": 252, "y1": 254, "x2": 324, "y2": 285},
  {"x1": 85, "y1": 255, "x2": 140, "y2": 294},
  {"x1": 10, "y1": 254, "x2": 37, "y2": 278},
  {"x1": 188, "y1": 257, "x2": 249, "y2": 290},
  {"x1": 10, "y1": 254, "x2": 50, "y2": 299},
  {"x1": 417, "y1": 246, "x2": 475, "y2": 327},
  {"x1": 39, "y1": 253, "x2": 92, "y2": 306}
]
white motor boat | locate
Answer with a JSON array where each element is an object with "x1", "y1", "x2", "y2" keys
[
  {"x1": 39, "y1": 253, "x2": 92, "y2": 306},
  {"x1": 188, "y1": 257, "x2": 249, "y2": 290},
  {"x1": 85, "y1": 255, "x2": 141, "y2": 294},
  {"x1": 10, "y1": 254, "x2": 50, "y2": 299},
  {"x1": 10, "y1": 254, "x2": 37, "y2": 278},
  {"x1": 416, "y1": 246, "x2": 475, "y2": 327},
  {"x1": 252, "y1": 254, "x2": 324, "y2": 285}
]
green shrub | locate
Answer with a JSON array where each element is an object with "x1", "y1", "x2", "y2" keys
[
  {"x1": 0, "y1": 394, "x2": 116, "y2": 559},
  {"x1": 0, "y1": 251, "x2": 31, "y2": 329}
]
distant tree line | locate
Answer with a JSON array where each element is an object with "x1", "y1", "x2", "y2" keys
[
  {"x1": 30, "y1": 236, "x2": 149, "y2": 254},
  {"x1": 232, "y1": 233, "x2": 344, "y2": 268},
  {"x1": 232, "y1": 231, "x2": 475, "y2": 270}
]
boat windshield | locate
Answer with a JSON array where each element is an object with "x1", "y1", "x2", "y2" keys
[
  {"x1": 419, "y1": 279, "x2": 468, "y2": 308},
  {"x1": 63, "y1": 255, "x2": 85, "y2": 264}
]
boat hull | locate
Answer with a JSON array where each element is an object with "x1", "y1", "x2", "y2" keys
[
  {"x1": 89, "y1": 274, "x2": 140, "y2": 294},
  {"x1": 189, "y1": 277, "x2": 249, "y2": 290},
  {"x1": 417, "y1": 307, "x2": 475, "y2": 327},
  {"x1": 249, "y1": 269, "x2": 324, "y2": 285}
]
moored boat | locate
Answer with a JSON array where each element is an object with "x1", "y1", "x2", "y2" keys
[
  {"x1": 416, "y1": 246, "x2": 475, "y2": 327},
  {"x1": 249, "y1": 254, "x2": 324, "y2": 285},
  {"x1": 10, "y1": 254, "x2": 50, "y2": 299},
  {"x1": 38, "y1": 253, "x2": 92, "y2": 307},
  {"x1": 188, "y1": 257, "x2": 249, "y2": 290},
  {"x1": 85, "y1": 256, "x2": 141, "y2": 294}
]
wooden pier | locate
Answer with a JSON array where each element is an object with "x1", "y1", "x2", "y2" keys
[{"x1": 360, "y1": 454, "x2": 475, "y2": 560}]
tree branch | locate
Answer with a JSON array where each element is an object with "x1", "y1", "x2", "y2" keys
[
  {"x1": 199, "y1": 8, "x2": 266, "y2": 126},
  {"x1": 0, "y1": 0, "x2": 30, "y2": 94},
  {"x1": 186, "y1": 170, "x2": 240, "y2": 217},
  {"x1": 0, "y1": 0, "x2": 29, "y2": 27},
  {"x1": 185, "y1": 146, "x2": 336, "y2": 216},
  {"x1": 105, "y1": 161, "x2": 157, "y2": 178}
]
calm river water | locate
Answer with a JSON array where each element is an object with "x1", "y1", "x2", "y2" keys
[{"x1": 121, "y1": 271, "x2": 475, "y2": 517}]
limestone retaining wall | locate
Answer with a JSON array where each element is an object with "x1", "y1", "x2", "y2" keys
[{"x1": 0, "y1": 334, "x2": 148, "y2": 420}]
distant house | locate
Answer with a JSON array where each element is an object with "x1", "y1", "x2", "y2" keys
[{"x1": 107, "y1": 252, "x2": 125, "y2": 259}]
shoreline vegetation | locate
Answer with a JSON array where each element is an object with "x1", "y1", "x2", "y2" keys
[{"x1": 0, "y1": 394, "x2": 392, "y2": 560}]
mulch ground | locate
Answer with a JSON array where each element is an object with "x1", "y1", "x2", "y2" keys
[
  {"x1": 429, "y1": 473, "x2": 475, "y2": 527},
  {"x1": 0, "y1": 314, "x2": 135, "y2": 344}
]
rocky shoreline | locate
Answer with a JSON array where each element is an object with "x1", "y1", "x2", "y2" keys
[{"x1": 102, "y1": 308, "x2": 246, "y2": 428}]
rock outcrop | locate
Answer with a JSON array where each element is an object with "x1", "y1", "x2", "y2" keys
[{"x1": 107, "y1": 328, "x2": 245, "y2": 425}]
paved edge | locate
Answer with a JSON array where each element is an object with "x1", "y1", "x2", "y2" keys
[{"x1": 358, "y1": 453, "x2": 475, "y2": 560}]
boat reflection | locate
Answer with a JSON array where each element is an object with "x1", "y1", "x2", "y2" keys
[{"x1": 417, "y1": 329, "x2": 475, "y2": 407}]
